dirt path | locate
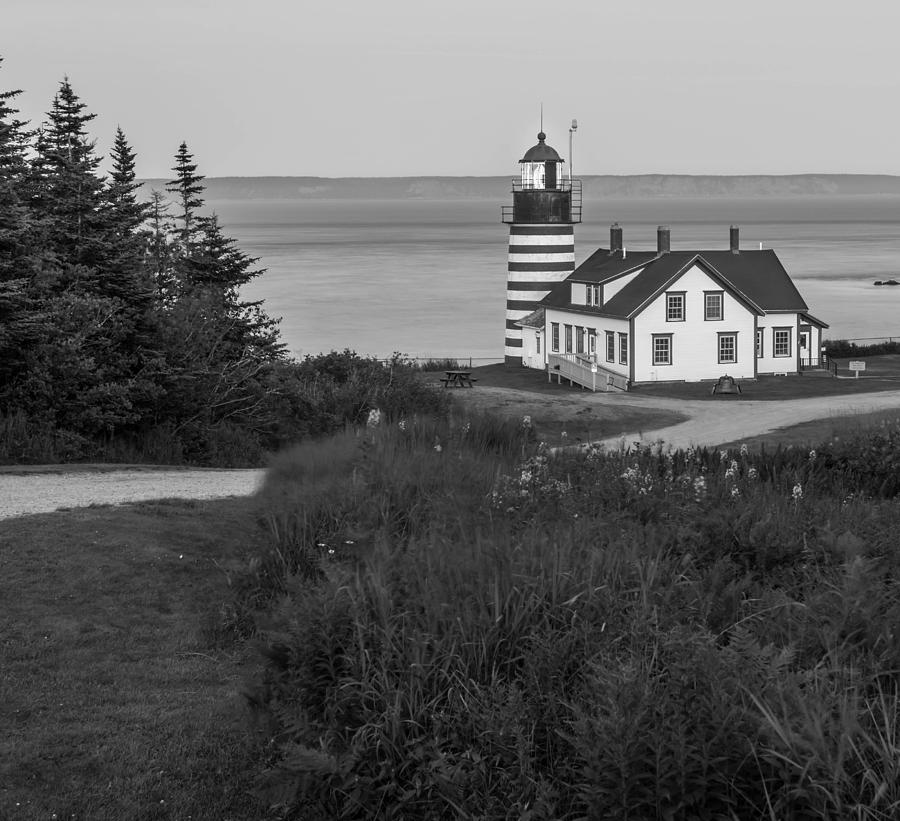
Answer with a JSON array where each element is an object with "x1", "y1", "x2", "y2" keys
[
  {"x1": 6, "y1": 387, "x2": 900, "y2": 519},
  {"x1": 452, "y1": 385, "x2": 900, "y2": 450},
  {"x1": 0, "y1": 467, "x2": 265, "y2": 520}
]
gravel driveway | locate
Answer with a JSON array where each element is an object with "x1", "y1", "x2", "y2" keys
[
  {"x1": 5, "y1": 389, "x2": 900, "y2": 520},
  {"x1": 0, "y1": 467, "x2": 265, "y2": 520}
]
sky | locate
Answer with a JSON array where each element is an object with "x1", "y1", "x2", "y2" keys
[{"x1": 3, "y1": 0, "x2": 900, "y2": 179}]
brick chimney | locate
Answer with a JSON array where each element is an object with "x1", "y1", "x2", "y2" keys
[
  {"x1": 610, "y1": 222, "x2": 623, "y2": 254},
  {"x1": 657, "y1": 225, "x2": 670, "y2": 255},
  {"x1": 730, "y1": 225, "x2": 740, "y2": 253}
]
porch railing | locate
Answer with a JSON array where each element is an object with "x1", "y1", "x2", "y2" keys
[{"x1": 547, "y1": 353, "x2": 629, "y2": 392}]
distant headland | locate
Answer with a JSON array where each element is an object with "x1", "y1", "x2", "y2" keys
[{"x1": 138, "y1": 174, "x2": 900, "y2": 201}]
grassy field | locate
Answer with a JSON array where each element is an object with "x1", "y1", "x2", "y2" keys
[
  {"x1": 0, "y1": 498, "x2": 271, "y2": 820},
  {"x1": 718, "y1": 406, "x2": 900, "y2": 450},
  {"x1": 6, "y1": 365, "x2": 900, "y2": 818}
]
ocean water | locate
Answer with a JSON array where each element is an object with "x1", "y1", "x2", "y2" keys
[{"x1": 207, "y1": 195, "x2": 900, "y2": 360}]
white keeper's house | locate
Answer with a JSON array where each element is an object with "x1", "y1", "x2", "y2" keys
[{"x1": 502, "y1": 131, "x2": 828, "y2": 390}]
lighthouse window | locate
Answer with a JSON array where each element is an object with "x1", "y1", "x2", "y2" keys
[
  {"x1": 551, "y1": 323, "x2": 560, "y2": 352},
  {"x1": 564, "y1": 325, "x2": 573, "y2": 354}
]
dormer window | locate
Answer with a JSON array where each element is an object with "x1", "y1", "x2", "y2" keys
[{"x1": 586, "y1": 284, "x2": 601, "y2": 306}]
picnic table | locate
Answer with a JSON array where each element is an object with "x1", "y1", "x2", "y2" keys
[{"x1": 440, "y1": 370, "x2": 478, "y2": 388}]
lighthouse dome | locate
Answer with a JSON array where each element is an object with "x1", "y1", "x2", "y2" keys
[{"x1": 520, "y1": 132, "x2": 563, "y2": 163}]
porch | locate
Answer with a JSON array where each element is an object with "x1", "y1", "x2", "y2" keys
[{"x1": 547, "y1": 354, "x2": 629, "y2": 392}]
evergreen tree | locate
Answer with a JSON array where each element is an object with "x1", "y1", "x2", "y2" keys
[
  {"x1": 166, "y1": 141, "x2": 204, "y2": 248},
  {"x1": 185, "y1": 213, "x2": 283, "y2": 355},
  {"x1": 29, "y1": 77, "x2": 108, "y2": 272},
  {"x1": 0, "y1": 56, "x2": 41, "y2": 399},
  {"x1": 100, "y1": 126, "x2": 154, "y2": 306},
  {"x1": 0, "y1": 55, "x2": 33, "y2": 283},
  {"x1": 147, "y1": 189, "x2": 176, "y2": 301}
]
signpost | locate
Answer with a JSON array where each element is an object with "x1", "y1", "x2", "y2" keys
[{"x1": 849, "y1": 360, "x2": 866, "y2": 378}]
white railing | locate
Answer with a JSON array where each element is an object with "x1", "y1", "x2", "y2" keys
[{"x1": 547, "y1": 354, "x2": 629, "y2": 392}]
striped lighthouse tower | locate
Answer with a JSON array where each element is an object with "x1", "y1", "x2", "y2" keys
[{"x1": 501, "y1": 130, "x2": 581, "y2": 366}]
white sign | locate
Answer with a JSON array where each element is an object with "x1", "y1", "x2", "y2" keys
[{"x1": 849, "y1": 361, "x2": 866, "y2": 371}]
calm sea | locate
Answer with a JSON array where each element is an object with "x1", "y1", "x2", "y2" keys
[{"x1": 207, "y1": 195, "x2": 900, "y2": 360}]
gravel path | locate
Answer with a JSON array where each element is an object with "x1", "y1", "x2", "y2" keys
[
  {"x1": 0, "y1": 468, "x2": 266, "y2": 520},
  {"x1": 594, "y1": 390, "x2": 900, "y2": 450},
  {"x1": 5, "y1": 389, "x2": 900, "y2": 520}
]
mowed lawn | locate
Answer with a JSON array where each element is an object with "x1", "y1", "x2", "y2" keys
[{"x1": 0, "y1": 497, "x2": 270, "y2": 820}]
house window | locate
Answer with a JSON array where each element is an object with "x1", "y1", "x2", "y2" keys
[
  {"x1": 705, "y1": 292, "x2": 723, "y2": 321},
  {"x1": 592, "y1": 285, "x2": 600, "y2": 305},
  {"x1": 575, "y1": 326, "x2": 584, "y2": 354},
  {"x1": 536, "y1": 333, "x2": 541, "y2": 355},
  {"x1": 652, "y1": 334, "x2": 672, "y2": 366},
  {"x1": 774, "y1": 328, "x2": 791, "y2": 357},
  {"x1": 606, "y1": 331, "x2": 615, "y2": 363},
  {"x1": 619, "y1": 332, "x2": 628, "y2": 365},
  {"x1": 800, "y1": 331, "x2": 808, "y2": 349},
  {"x1": 585, "y1": 284, "x2": 601, "y2": 306},
  {"x1": 666, "y1": 292, "x2": 685, "y2": 322},
  {"x1": 718, "y1": 333, "x2": 737, "y2": 364},
  {"x1": 551, "y1": 323, "x2": 559, "y2": 352},
  {"x1": 588, "y1": 329, "x2": 596, "y2": 355},
  {"x1": 564, "y1": 324, "x2": 573, "y2": 353},
  {"x1": 756, "y1": 328, "x2": 764, "y2": 358}
]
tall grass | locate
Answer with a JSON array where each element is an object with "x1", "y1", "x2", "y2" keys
[{"x1": 240, "y1": 416, "x2": 900, "y2": 819}]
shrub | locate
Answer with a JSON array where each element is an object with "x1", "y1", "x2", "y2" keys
[{"x1": 240, "y1": 409, "x2": 900, "y2": 819}]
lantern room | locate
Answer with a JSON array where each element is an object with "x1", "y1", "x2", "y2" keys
[
  {"x1": 519, "y1": 131, "x2": 564, "y2": 190},
  {"x1": 502, "y1": 130, "x2": 581, "y2": 225}
]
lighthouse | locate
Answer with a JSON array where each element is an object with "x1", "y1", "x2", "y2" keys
[{"x1": 501, "y1": 129, "x2": 581, "y2": 366}]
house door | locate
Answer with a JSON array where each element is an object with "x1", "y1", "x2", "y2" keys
[{"x1": 799, "y1": 326, "x2": 811, "y2": 364}]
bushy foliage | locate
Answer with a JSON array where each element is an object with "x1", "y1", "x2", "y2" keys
[
  {"x1": 243, "y1": 418, "x2": 900, "y2": 820},
  {"x1": 824, "y1": 338, "x2": 900, "y2": 358},
  {"x1": 0, "y1": 60, "x2": 453, "y2": 467}
]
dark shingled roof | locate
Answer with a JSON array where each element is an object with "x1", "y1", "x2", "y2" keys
[
  {"x1": 541, "y1": 248, "x2": 810, "y2": 319},
  {"x1": 520, "y1": 132, "x2": 563, "y2": 163},
  {"x1": 515, "y1": 308, "x2": 545, "y2": 328}
]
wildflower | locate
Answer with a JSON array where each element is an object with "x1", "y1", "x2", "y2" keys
[
  {"x1": 693, "y1": 476, "x2": 707, "y2": 500},
  {"x1": 521, "y1": 415, "x2": 532, "y2": 429},
  {"x1": 561, "y1": 431, "x2": 568, "y2": 440},
  {"x1": 720, "y1": 450, "x2": 728, "y2": 462},
  {"x1": 725, "y1": 459, "x2": 739, "y2": 480},
  {"x1": 740, "y1": 443, "x2": 749, "y2": 457},
  {"x1": 461, "y1": 421, "x2": 471, "y2": 435},
  {"x1": 398, "y1": 419, "x2": 407, "y2": 432},
  {"x1": 747, "y1": 467, "x2": 758, "y2": 480},
  {"x1": 434, "y1": 441, "x2": 443, "y2": 453},
  {"x1": 809, "y1": 449, "x2": 816, "y2": 461},
  {"x1": 792, "y1": 483, "x2": 803, "y2": 502},
  {"x1": 366, "y1": 408, "x2": 382, "y2": 428},
  {"x1": 730, "y1": 486, "x2": 741, "y2": 498}
]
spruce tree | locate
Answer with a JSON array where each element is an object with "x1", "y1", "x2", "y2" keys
[
  {"x1": 0, "y1": 56, "x2": 40, "y2": 401},
  {"x1": 100, "y1": 126, "x2": 154, "y2": 306},
  {"x1": 0, "y1": 55, "x2": 33, "y2": 283},
  {"x1": 166, "y1": 141, "x2": 204, "y2": 247},
  {"x1": 30, "y1": 77, "x2": 108, "y2": 271}
]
